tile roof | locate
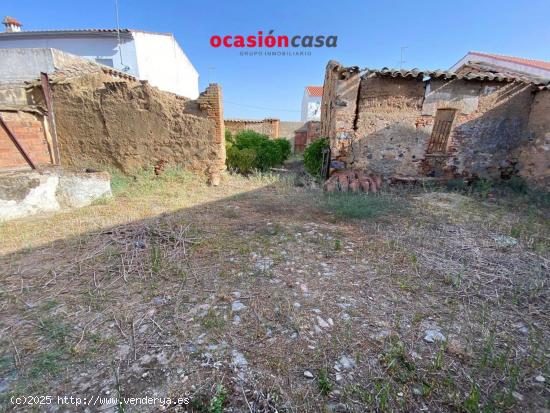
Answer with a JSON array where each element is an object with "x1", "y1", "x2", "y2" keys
[
  {"x1": 469, "y1": 51, "x2": 550, "y2": 72},
  {"x1": 42, "y1": 59, "x2": 138, "y2": 83},
  {"x1": 305, "y1": 86, "x2": 323, "y2": 96},
  {"x1": 225, "y1": 118, "x2": 278, "y2": 123},
  {"x1": 0, "y1": 28, "x2": 172, "y2": 37},
  {"x1": 2, "y1": 16, "x2": 22, "y2": 26},
  {"x1": 361, "y1": 67, "x2": 550, "y2": 88}
]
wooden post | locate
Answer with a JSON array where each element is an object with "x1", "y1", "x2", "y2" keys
[{"x1": 40, "y1": 72, "x2": 61, "y2": 165}]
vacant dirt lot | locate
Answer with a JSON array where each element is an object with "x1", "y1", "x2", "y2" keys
[{"x1": 0, "y1": 169, "x2": 549, "y2": 412}]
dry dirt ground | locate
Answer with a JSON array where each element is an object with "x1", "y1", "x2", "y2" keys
[{"x1": 0, "y1": 169, "x2": 549, "y2": 412}]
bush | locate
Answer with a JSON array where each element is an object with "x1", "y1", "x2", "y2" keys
[
  {"x1": 226, "y1": 146, "x2": 256, "y2": 175},
  {"x1": 303, "y1": 138, "x2": 329, "y2": 177},
  {"x1": 501, "y1": 175, "x2": 528, "y2": 194},
  {"x1": 225, "y1": 130, "x2": 288, "y2": 173},
  {"x1": 274, "y1": 138, "x2": 292, "y2": 162},
  {"x1": 225, "y1": 129, "x2": 234, "y2": 145}
]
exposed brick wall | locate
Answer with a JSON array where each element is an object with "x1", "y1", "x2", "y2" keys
[
  {"x1": 0, "y1": 111, "x2": 52, "y2": 169},
  {"x1": 225, "y1": 118, "x2": 281, "y2": 138},
  {"x1": 294, "y1": 121, "x2": 321, "y2": 152},
  {"x1": 294, "y1": 131, "x2": 307, "y2": 153},
  {"x1": 321, "y1": 61, "x2": 548, "y2": 187},
  {"x1": 197, "y1": 84, "x2": 226, "y2": 173}
]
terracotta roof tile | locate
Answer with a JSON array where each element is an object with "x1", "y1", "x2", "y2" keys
[
  {"x1": 2, "y1": 16, "x2": 22, "y2": 26},
  {"x1": 305, "y1": 86, "x2": 323, "y2": 96}
]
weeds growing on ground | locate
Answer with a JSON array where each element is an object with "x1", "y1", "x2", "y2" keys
[
  {"x1": 317, "y1": 369, "x2": 333, "y2": 396},
  {"x1": 321, "y1": 192, "x2": 405, "y2": 220}
]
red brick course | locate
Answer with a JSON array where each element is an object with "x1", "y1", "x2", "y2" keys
[{"x1": 0, "y1": 111, "x2": 52, "y2": 169}]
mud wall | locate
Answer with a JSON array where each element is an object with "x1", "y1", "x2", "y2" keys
[{"x1": 49, "y1": 74, "x2": 225, "y2": 174}]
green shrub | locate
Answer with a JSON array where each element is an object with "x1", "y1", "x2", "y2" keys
[
  {"x1": 224, "y1": 129, "x2": 234, "y2": 145},
  {"x1": 502, "y1": 176, "x2": 528, "y2": 194},
  {"x1": 225, "y1": 130, "x2": 286, "y2": 173},
  {"x1": 226, "y1": 146, "x2": 256, "y2": 174},
  {"x1": 303, "y1": 138, "x2": 329, "y2": 177},
  {"x1": 274, "y1": 138, "x2": 292, "y2": 162},
  {"x1": 472, "y1": 178, "x2": 493, "y2": 198},
  {"x1": 255, "y1": 139, "x2": 283, "y2": 170}
]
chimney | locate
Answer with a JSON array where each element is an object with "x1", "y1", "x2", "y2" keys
[{"x1": 2, "y1": 16, "x2": 22, "y2": 32}]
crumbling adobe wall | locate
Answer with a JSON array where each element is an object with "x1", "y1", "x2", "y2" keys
[
  {"x1": 50, "y1": 73, "x2": 225, "y2": 174},
  {"x1": 320, "y1": 61, "x2": 361, "y2": 163},
  {"x1": 517, "y1": 90, "x2": 550, "y2": 189},
  {"x1": 322, "y1": 61, "x2": 544, "y2": 184},
  {"x1": 352, "y1": 76, "x2": 426, "y2": 176}
]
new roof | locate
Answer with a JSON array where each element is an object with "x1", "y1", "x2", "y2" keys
[
  {"x1": 305, "y1": 86, "x2": 323, "y2": 97},
  {"x1": 468, "y1": 51, "x2": 550, "y2": 72}
]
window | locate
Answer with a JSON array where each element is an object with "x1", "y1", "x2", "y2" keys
[
  {"x1": 427, "y1": 109, "x2": 456, "y2": 154},
  {"x1": 95, "y1": 58, "x2": 114, "y2": 68}
]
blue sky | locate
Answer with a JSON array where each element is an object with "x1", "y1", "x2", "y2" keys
[{"x1": 4, "y1": 0, "x2": 550, "y2": 121}]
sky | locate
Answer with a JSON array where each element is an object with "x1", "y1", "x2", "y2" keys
[{"x1": 3, "y1": 0, "x2": 550, "y2": 121}]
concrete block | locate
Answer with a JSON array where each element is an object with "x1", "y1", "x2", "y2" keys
[
  {"x1": 0, "y1": 172, "x2": 60, "y2": 220},
  {"x1": 57, "y1": 171, "x2": 112, "y2": 208},
  {"x1": 0, "y1": 169, "x2": 112, "y2": 221}
]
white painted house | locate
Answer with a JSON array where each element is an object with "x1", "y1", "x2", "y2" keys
[
  {"x1": 301, "y1": 86, "x2": 322, "y2": 122},
  {"x1": 0, "y1": 16, "x2": 199, "y2": 98}
]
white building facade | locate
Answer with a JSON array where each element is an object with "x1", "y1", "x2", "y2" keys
[
  {"x1": 301, "y1": 86, "x2": 322, "y2": 122},
  {"x1": 0, "y1": 20, "x2": 199, "y2": 98}
]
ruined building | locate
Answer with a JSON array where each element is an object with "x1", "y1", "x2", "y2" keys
[{"x1": 320, "y1": 60, "x2": 550, "y2": 189}]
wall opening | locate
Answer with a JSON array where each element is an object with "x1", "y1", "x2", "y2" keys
[{"x1": 427, "y1": 108, "x2": 456, "y2": 154}]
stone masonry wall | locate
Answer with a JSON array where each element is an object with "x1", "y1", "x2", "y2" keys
[
  {"x1": 352, "y1": 76, "x2": 426, "y2": 176},
  {"x1": 321, "y1": 61, "x2": 547, "y2": 187},
  {"x1": 48, "y1": 73, "x2": 225, "y2": 175},
  {"x1": 517, "y1": 89, "x2": 550, "y2": 189}
]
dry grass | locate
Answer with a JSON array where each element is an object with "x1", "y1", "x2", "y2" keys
[{"x1": 0, "y1": 170, "x2": 548, "y2": 412}]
